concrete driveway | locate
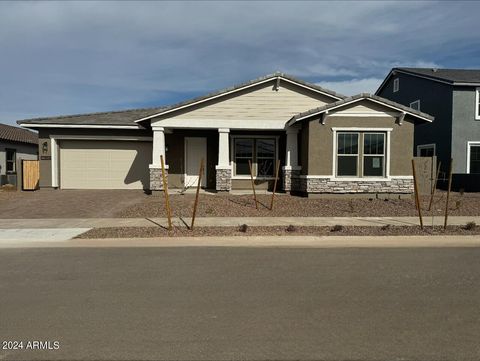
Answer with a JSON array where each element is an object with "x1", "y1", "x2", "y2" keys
[{"x1": 0, "y1": 189, "x2": 147, "y2": 218}]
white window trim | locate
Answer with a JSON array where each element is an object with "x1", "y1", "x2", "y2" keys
[
  {"x1": 410, "y1": 99, "x2": 421, "y2": 111},
  {"x1": 230, "y1": 135, "x2": 280, "y2": 179},
  {"x1": 332, "y1": 128, "x2": 391, "y2": 180},
  {"x1": 393, "y1": 78, "x2": 399, "y2": 93},
  {"x1": 476, "y1": 88, "x2": 480, "y2": 120},
  {"x1": 466, "y1": 141, "x2": 480, "y2": 174},
  {"x1": 416, "y1": 143, "x2": 436, "y2": 157}
]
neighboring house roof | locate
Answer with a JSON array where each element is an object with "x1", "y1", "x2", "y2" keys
[
  {"x1": 134, "y1": 72, "x2": 347, "y2": 123},
  {"x1": 0, "y1": 123, "x2": 38, "y2": 145},
  {"x1": 376, "y1": 67, "x2": 480, "y2": 94},
  {"x1": 17, "y1": 107, "x2": 166, "y2": 129},
  {"x1": 288, "y1": 93, "x2": 434, "y2": 125}
]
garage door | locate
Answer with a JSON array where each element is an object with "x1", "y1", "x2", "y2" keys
[{"x1": 60, "y1": 140, "x2": 152, "y2": 189}]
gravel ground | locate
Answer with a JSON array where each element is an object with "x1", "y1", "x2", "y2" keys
[
  {"x1": 116, "y1": 191, "x2": 480, "y2": 218},
  {"x1": 78, "y1": 224, "x2": 480, "y2": 239}
]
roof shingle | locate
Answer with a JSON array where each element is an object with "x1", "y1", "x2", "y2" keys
[
  {"x1": 396, "y1": 68, "x2": 480, "y2": 84},
  {"x1": 0, "y1": 123, "x2": 38, "y2": 145}
]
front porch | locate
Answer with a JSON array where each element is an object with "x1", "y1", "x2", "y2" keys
[{"x1": 148, "y1": 126, "x2": 300, "y2": 192}]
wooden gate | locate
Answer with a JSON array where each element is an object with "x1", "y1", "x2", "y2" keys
[{"x1": 22, "y1": 160, "x2": 40, "y2": 191}]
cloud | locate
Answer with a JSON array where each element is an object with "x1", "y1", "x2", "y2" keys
[
  {"x1": 318, "y1": 78, "x2": 384, "y2": 96},
  {"x1": 0, "y1": 1, "x2": 480, "y2": 125}
]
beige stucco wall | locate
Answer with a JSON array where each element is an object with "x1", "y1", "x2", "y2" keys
[{"x1": 305, "y1": 115, "x2": 415, "y2": 176}]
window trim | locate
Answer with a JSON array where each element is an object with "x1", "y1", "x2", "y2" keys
[
  {"x1": 5, "y1": 148, "x2": 16, "y2": 174},
  {"x1": 410, "y1": 99, "x2": 421, "y2": 111},
  {"x1": 336, "y1": 132, "x2": 359, "y2": 177},
  {"x1": 230, "y1": 135, "x2": 279, "y2": 179},
  {"x1": 332, "y1": 128, "x2": 391, "y2": 180},
  {"x1": 393, "y1": 78, "x2": 399, "y2": 93},
  {"x1": 416, "y1": 143, "x2": 436, "y2": 157},
  {"x1": 476, "y1": 88, "x2": 480, "y2": 120},
  {"x1": 467, "y1": 141, "x2": 480, "y2": 174},
  {"x1": 362, "y1": 132, "x2": 386, "y2": 178}
]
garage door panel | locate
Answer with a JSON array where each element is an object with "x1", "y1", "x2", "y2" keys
[{"x1": 60, "y1": 140, "x2": 152, "y2": 189}]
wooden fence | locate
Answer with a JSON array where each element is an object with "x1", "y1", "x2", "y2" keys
[{"x1": 22, "y1": 160, "x2": 40, "y2": 191}]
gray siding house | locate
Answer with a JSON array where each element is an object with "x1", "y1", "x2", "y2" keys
[
  {"x1": 0, "y1": 123, "x2": 38, "y2": 186},
  {"x1": 18, "y1": 73, "x2": 432, "y2": 195},
  {"x1": 376, "y1": 68, "x2": 480, "y2": 190}
]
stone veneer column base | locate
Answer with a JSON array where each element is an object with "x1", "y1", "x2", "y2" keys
[
  {"x1": 215, "y1": 166, "x2": 232, "y2": 191},
  {"x1": 299, "y1": 177, "x2": 414, "y2": 194},
  {"x1": 283, "y1": 167, "x2": 301, "y2": 192},
  {"x1": 149, "y1": 166, "x2": 168, "y2": 191}
]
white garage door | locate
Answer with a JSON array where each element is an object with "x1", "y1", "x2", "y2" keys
[{"x1": 60, "y1": 140, "x2": 152, "y2": 189}]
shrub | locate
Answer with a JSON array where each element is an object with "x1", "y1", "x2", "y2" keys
[
  {"x1": 286, "y1": 225, "x2": 296, "y2": 232},
  {"x1": 239, "y1": 224, "x2": 248, "y2": 233},
  {"x1": 464, "y1": 222, "x2": 476, "y2": 231},
  {"x1": 331, "y1": 225, "x2": 343, "y2": 232}
]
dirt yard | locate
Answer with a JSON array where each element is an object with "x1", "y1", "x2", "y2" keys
[{"x1": 116, "y1": 191, "x2": 480, "y2": 218}]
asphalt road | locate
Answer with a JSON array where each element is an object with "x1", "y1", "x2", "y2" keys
[{"x1": 1, "y1": 246, "x2": 480, "y2": 361}]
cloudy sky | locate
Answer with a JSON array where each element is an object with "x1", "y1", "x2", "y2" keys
[{"x1": 1, "y1": 1, "x2": 480, "y2": 126}]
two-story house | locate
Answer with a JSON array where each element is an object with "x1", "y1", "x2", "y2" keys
[{"x1": 376, "y1": 68, "x2": 480, "y2": 191}]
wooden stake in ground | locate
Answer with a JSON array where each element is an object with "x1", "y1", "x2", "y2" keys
[
  {"x1": 269, "y1": 160, "x2": 281, "y2": 210},
  {"x1": 248, "y1": 159, "x2": 258, "y2": 210},
  {"x1": 411, "y1": 159, "x2": 423, "y2": 229},
  {"x1": 428, "y1": 160, "x2": 441, "y2": 211},
  {"x1": 444, "y1": 158, "x2": 453, "y2": 229},
  {"x1": 160, "y1": 155, "x2": 172, "y2": 230},
  {"x1": 190, "y1": 158, "x2": 205, "y2": 230}
]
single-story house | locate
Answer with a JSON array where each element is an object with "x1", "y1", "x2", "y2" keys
[
  {"x1": 18, "y1": 73, "x2": 433, "y2": 195},
  {"x1": 0, "y1": 123, "x2": 38, "y2": 186}
]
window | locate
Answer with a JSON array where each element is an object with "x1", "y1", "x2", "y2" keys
[
  {"x1": 363, "y1": 133, "x2": 385, "y2": 177},
  {"x1": 336, "y1": 132, "x2": 387, "y2": 178},
  {"x1": 393, "y1": 78, "x2": 399, "y2": 93},
  {"x1": 417, "y1": 144, "x2": 436, "y2": 157},
  {"x1": 6, "y1": 148, "x2": 16, "y2": 173},
  {"x1": 337, "y1": 133, "x2": 359, "y2": 176},
  {"x1": 476, "y1": 88, "x2": 480, "y2": 120},
  {"x1": 410, "y1": 100, "x2": 421, "y2": 111},
  {"x1": 468, "y1": 142, "x2": 480, "y2": 174},
  {"x1": 233, "y1": 137, "x2": 277, "y2": 177}
]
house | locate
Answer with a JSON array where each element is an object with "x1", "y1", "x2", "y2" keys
[
  {"x1": 0, "y1": 123, "x2": 38, "y2": 186},
  {"x1": 17, "y1": 73, "x2": 433, "y2": 195},
  {"x1": 376, "y1": 68, "x2": 480, "y2": 190}
]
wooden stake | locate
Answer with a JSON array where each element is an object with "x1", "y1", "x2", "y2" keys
[
  {"x1": 160, "y1": 155, "x2": 172, "y2": 230},
  {"x1": 427, "y1": 160, "x2": 441, "y2": 211},
  {"x1": 444, "y1": 158, "x2": 453, "y2": 230},
  {"x1": 190, "y1": 158, "x2": 205, "y2": 230},
  {"x1": 270, "y1": 160, "x2": 281, "y2": 210},
  {"x1": 411, "y1": 159, "x2": 423, "y2": 229},
  {"x1": 248, "y1": 159, "x2": 258, "y2": 210}
]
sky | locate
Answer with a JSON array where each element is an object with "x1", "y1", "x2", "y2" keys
[{"x1": 1, "y1": 1, "x2": 480, "y2": 126}]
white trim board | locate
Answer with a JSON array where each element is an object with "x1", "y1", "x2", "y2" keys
[
  {"x1": 466, "y1": 141, "x2": 480, "y2": 174},
  {"x1": 49, "y1": 135, "x2": 152, "y2": 141},
  {"x1": 152, "y1": 118, "x2": 287, "y2": 130},
  {"x1": 20, "y1": 123, "x2": 143, "y2": 129},
  {"x1": 475, "y1": 88, "x2": 480, "y2": 120}
]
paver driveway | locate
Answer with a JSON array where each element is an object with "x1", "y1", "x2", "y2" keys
[{"x1": 0, "y1": 189, "x2": 147, "y2": 218}]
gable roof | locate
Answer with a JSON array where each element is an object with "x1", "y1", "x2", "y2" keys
[
  {"x1": 17, "y1": 106, "x2": 166, "y2": 129},
  {"x1": 134, "y1": 72, "x2": 346, "y2": 123},
  {"x1": 376, "y1": 67, "x2": 480, "y2": 94},
  {"x1": 0, "y1": 123, "x2": 38, "y2": 145},
  {"x1": 288, "y1": 93, "x2": 434, "y2": 125}
]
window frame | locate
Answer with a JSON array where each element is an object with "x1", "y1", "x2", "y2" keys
[
  {"x1": 393, "y1": 78, "x2": 399, "y2": 93},
  {"x1": 467, "y1": 141, "x2": 480, "y2": 174},
  {"x1": 362, "y1": 132, "x2": 386, "y2": 178},
  {"x1": 233, "y1": 138, "x2": 254, "y2": 176},
  {"x1": 410, "y1": 99, "x2": 421, "y2": 111},
  {"x1": 5, "y1": 148, "x2": 16, "y2": 174},
  {"x1": 416, "y1": 143, "x2": 436, "y2": 157},
  {"x1": 476, "y1": 88, "x2": 480, "y2": 120},
  {"x1": 231, "y1": 135, "x2": 279, "y2": 179},
  {"x1": 336, "y1": 132, "x2": 359, "y2": 177}
]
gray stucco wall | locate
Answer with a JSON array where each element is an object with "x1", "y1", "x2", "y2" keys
[
  {"x1": 0, "y1": 140, "x2": 38, "y2": 186},
  {"x1": 452, "y1": 87, "x2": 480, "y2": 173},
  {"x1": 377, "y1": 72, "x2": 453, "y2": 171}
]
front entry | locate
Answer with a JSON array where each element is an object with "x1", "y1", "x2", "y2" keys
[{"x1": 185, "y1": 137, "x2": 207, "y2": 188}]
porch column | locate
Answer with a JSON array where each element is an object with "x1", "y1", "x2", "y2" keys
[
  {"x1": 150, "y1": 126, "x2": 168, "y2": 192},
  {"x1": 283, "y1": 126, "x2": 301, "y2": 192},
  {"x1": 215, "y1": 128, "x2": 232, "y2": 191}
]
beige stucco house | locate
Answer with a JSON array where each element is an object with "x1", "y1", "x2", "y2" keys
[{"x1": 18, "y1": 73, "x2": 433, "y2": 195}]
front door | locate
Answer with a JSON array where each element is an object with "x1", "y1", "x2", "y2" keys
[{"x1": 185, "y1": 137, "x2": 207, "y2": 188}]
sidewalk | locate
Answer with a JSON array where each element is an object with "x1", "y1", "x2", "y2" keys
[{"x1": 0, "y1": 216, "x2": 479, "y2": 229}]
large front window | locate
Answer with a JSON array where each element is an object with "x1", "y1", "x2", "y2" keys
[
  {"x1": 234, "y1": 137, "x2": 276, "y2": 177},
  {"x1": 336, "y1": 132, "x2": 386, "y2": 178}
]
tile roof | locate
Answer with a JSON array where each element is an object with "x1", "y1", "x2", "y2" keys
[
  {"x1": 396, "y1": 68, "x2": 480, "y2": 84},
  {"x1": 290, "y1": 93, "x2": 434, "y2": 123},
  {"x1": 0, "y1": 123, "x2": 38, "y2": 145}
]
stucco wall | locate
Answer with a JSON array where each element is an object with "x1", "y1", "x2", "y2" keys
[
  {"x1": 0, "y1": 140, "x2": 38, "y2": 185},
  {"x1": 306, "y1": 115, "x2": 414, "y2": 176}
]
